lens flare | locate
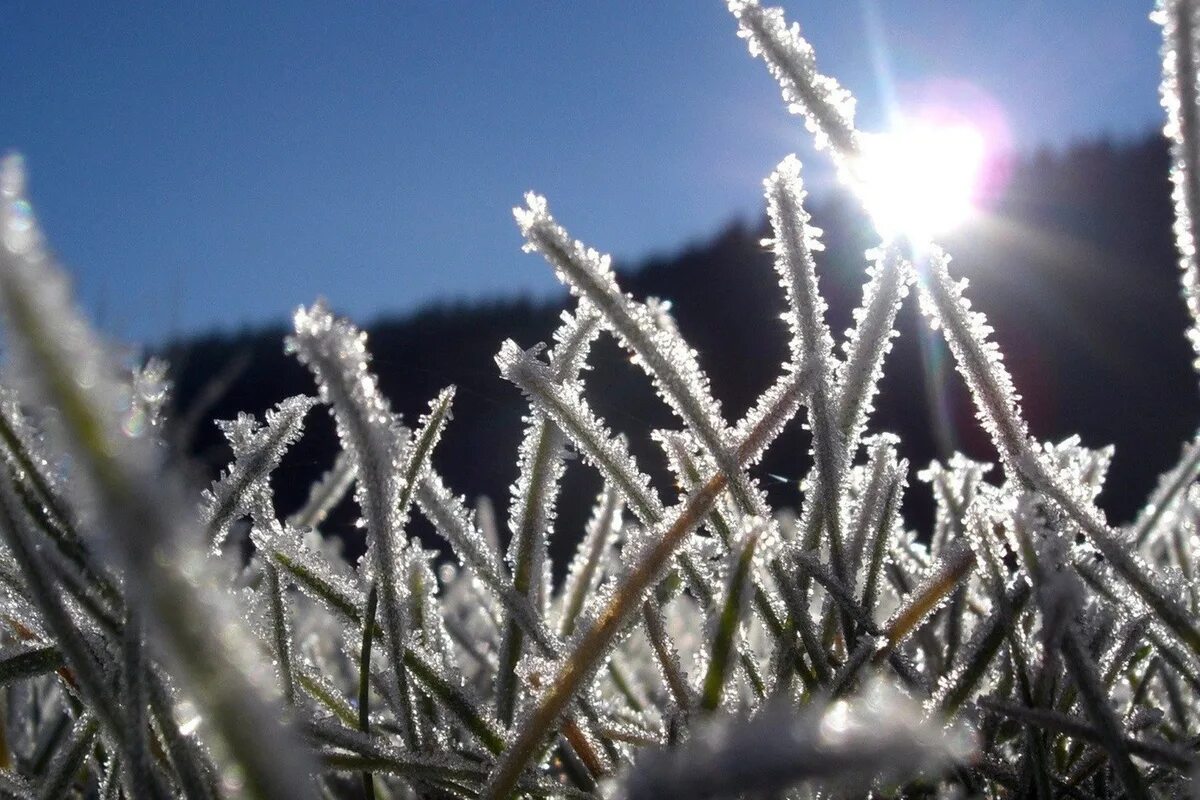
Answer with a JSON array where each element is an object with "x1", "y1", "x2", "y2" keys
[{"x1": 856, "y1": 120, "x2": 987, "y2": 241}]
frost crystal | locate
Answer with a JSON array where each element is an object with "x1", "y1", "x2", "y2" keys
[{"x1": 203, "y1": 394, "x2": 317, "y2": 550}]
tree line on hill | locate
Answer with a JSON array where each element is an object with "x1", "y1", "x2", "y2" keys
[{"x1": 163, "y1": 134, "x2": 1200, "y2": 568}]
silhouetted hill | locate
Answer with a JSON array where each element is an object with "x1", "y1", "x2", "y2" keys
[{"x1": 163, "y1": 134, "x2": 1200, "y2": 568}]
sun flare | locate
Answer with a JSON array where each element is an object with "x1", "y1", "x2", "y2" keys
[{"x1": 856, "y1": 120, "x2": 987, "y2": 241}]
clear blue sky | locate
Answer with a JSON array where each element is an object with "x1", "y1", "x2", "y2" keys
[{"x1": 1, "y1": 1, "x2": 1163, "y2": 343}]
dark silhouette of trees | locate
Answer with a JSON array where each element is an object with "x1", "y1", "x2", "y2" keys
[{"x1": 164, "y1": 133, "x2": 1199, "y2": 568}]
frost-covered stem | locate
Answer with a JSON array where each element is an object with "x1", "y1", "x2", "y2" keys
[
  {"x1": 120, "y1": 608, "x2": 155, "y2": 800},
  {"x1": 497, "y1": 341, "x2": 664, "y2": 524},
  {"x1": 1047, "y1": 479, "x2": 1200, "y2": 655},
  {"x1": 931, "y1": 580, "x2": 1030, "y2": 715},
  {"x1": 0, "y1": 473, "x2": 125, "y2": 754},
  {"x1": 794, "y1": 551, "x2": 926, "y2": 692},
  {"x1": 415, "y1": 473, "x2": 545, "y2": 643},
  {"x1": 402, "y1": 647, "x2": 507, "y2": 756},
  {"x1": 496, "y1": 418, "x2": 565, "y2": 723},
  {"x1": 649, "y1": 439, "x2": 780, "y2": 702},
  {"x1": 0, "y1": 401, "x2": 111, "y2": 601},
  {"x1": 560, "y1": 486, "x2": 621, "y2": 638},
  {"x1": 38, "y1": 714, "x2": 98, "y2": 800},
  {"x1": 263, "y1": 533, "x2": 512, "y2": 757},
  {"x1": 659, "y1": 431, "x2": 793, "y2": 650},
  {"x1": 148, "y1": 677, "x2": 219, "y2": 800},
  {"x1": 1158, "y1": 0, "x2": 1200, "y2": 379},
  {"x1": 204, "y1": 395, "x2": 315, "y2": 550},
  {"x1": 735, "y1": 364, "x2": 811, "y2": 466},
  {"x1": 264, "y1": 561, "x2": 295, "y2": 705},
  {"x1": 288, "y1": 306, "x2": 451, "y2": 747},
  {"x1": 857, "y1": 449, "x2": 906, "y2": 620},
  {"x1": 700, "y1": 529, "x2": 760, "y2": 712},
  {"x1": 515, "y1": 197, "x2": 754, "y2": 510},
  {"x1": 775, "y1": 569, "x2": 831, "y2": 685},
  {"x1": 404, "y1": 557, "x2": 441, "y2": 746},
  {"x1": 916, "y1": 249, "x2": 1029, "y2": 467},
  {"x1": 835, "y1": 245, "x2": 911, "y2": 452},
  {"x1": 484, "y1": 470, "x2": 731, "y2": 799},
  {"x1": 794, "y1": 550, "x2": 877, "y2": 636},
  {"x1": 388, "y1": 388, "x2": 453, "y2": 743},
  {"x1": 978, "y1": 698, "x2": 1196, "y2": 771},
  {"x1": 918, "y1": 249, "x2": 1200, "y2": 656},
  {"x1": 99, "y1": 758, "x2": 121, "y2": 800},
  {"x1": 296, "y1": 670, "x2": 357, "y2": 727},
  {"x1": 0, "y1": 644, "x2": 62, "y2": 685},
  {"x1": 475, "y1": 496, "x2": 504, "y2": 571},
  {"x1": 500, "y1": 325, "x2": 808, "y2": 693},
  {"x1": 641, "y1": 601, "x2": 692, "y2": 713},
  {"x1": 359, "y1": 584, "x2": 379, "y2": 800},
  {"x1": 765, "y1": 158, "x2": 848, "y2": 581},
  {"x1": 1131, "y1": 432, "x2": 1200, "y2": 546},
  {"x1": 1023, "y1": 514, "x2": 1145, "y2": 795},
  {"x1": 0, "y1": 403, "x2": 68, "y2": 540},
  {"x1": 1101, "y1": 617, "x2": 1152, "y2": 691},
  {"x1": 605, "y1": 657, "x2": 648, "y2": 714},
  {"x1": 666, "y1": 371, "x2": 815, "y2": 678},
  {"x1": 560, "y1": 717, "x2": 610, "y2": 780},
  {"x1": 879, "y1": 543, "x2": 974, "y2": 658},
  {"x1": 392, "y1": 389, "x2": 456, "y2": 737},
  {"x1": 728, "y1": 0, "x2": 861, "y2": 163},
  {"x1": 1, "y1": 462, "x2": 122, "y2": 634},
  {"x1": 498, "y1": 305, "x2": 600, "y2": 723},
  {"x1": 1170, "y1": 518, "x2": 1200, "y2": 611},
  {"x1": 318, "y1": 745, "x2": 590, "y2": 798}
]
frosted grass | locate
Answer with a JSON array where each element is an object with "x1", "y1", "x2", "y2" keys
[{"x1": 0, "y1": 1, "x2": 1197, "y2": 797}]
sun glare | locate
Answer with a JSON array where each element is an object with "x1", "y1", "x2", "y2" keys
[{"x1": 856, "y1": 120, "x2": 987, "y2": 241}]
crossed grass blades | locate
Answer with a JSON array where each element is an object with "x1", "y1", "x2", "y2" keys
[{"x1": 1, "y1": 1, "x2": 1200, "y2": 797}]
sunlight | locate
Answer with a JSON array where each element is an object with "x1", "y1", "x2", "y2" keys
[{"x1": 856, "y1": 119, "x2": 987, "y2": 241}]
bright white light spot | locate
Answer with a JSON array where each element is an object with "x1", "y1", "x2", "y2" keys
[
  {"x1": 856, "y1": 120, "x2": 987, "y2": 241},
  {"x1": 819, "y1": 699, "x2": 852, "y2": 742},
  {"x1": 178, "y1": 713, "x2": 203, "y2": 737}
]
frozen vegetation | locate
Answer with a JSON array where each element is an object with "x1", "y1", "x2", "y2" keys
[{"x1": 0, "y1": 1, "x2": 1199, "y2": 797}]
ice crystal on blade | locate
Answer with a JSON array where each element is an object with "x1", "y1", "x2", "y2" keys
[
  {"x1": 287, "y1": 301, "x2": 426, "y2": 745},
  {"x1": 497, "y1": 302, "x2": 601, "y2": 723},
  {"x1": 728, "y1": 1, "x2": 860, "y2": 169},
  {"x1": 497, "y1": 339, "x2": 665, "y2": 525},
  {"x1": 916, "y1": 248, "x2": 1031, "y2": 468},
  {"x1": 1156, "y1": 0, "x2": 1200, "y2": 379},
  {"x1": 835, "y1": 244, "x2": 912, "y2": 454},
  {"x1": 516, "y1": 195, "x2": 727, "y2": 437},
  {"x1": 203, "y1": 394, "x2": 317, "y2": 550}
]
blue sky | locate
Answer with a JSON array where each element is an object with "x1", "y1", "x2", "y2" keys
[{"x1": 1, "y1": 2, "x2": 1163, "y2": 343}]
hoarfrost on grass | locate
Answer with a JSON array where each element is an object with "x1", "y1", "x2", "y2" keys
[{"x1": 1, "y1": 1, "x2": 1200, "y2": 797}]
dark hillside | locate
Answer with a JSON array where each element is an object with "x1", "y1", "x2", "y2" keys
[{"x1": 164, "y1": 135, "x2": 1199, "y2": 567}]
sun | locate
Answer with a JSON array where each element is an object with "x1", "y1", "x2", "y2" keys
[{"x1": 855, "y1": 119, "x2": 988, "y2": 242}]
